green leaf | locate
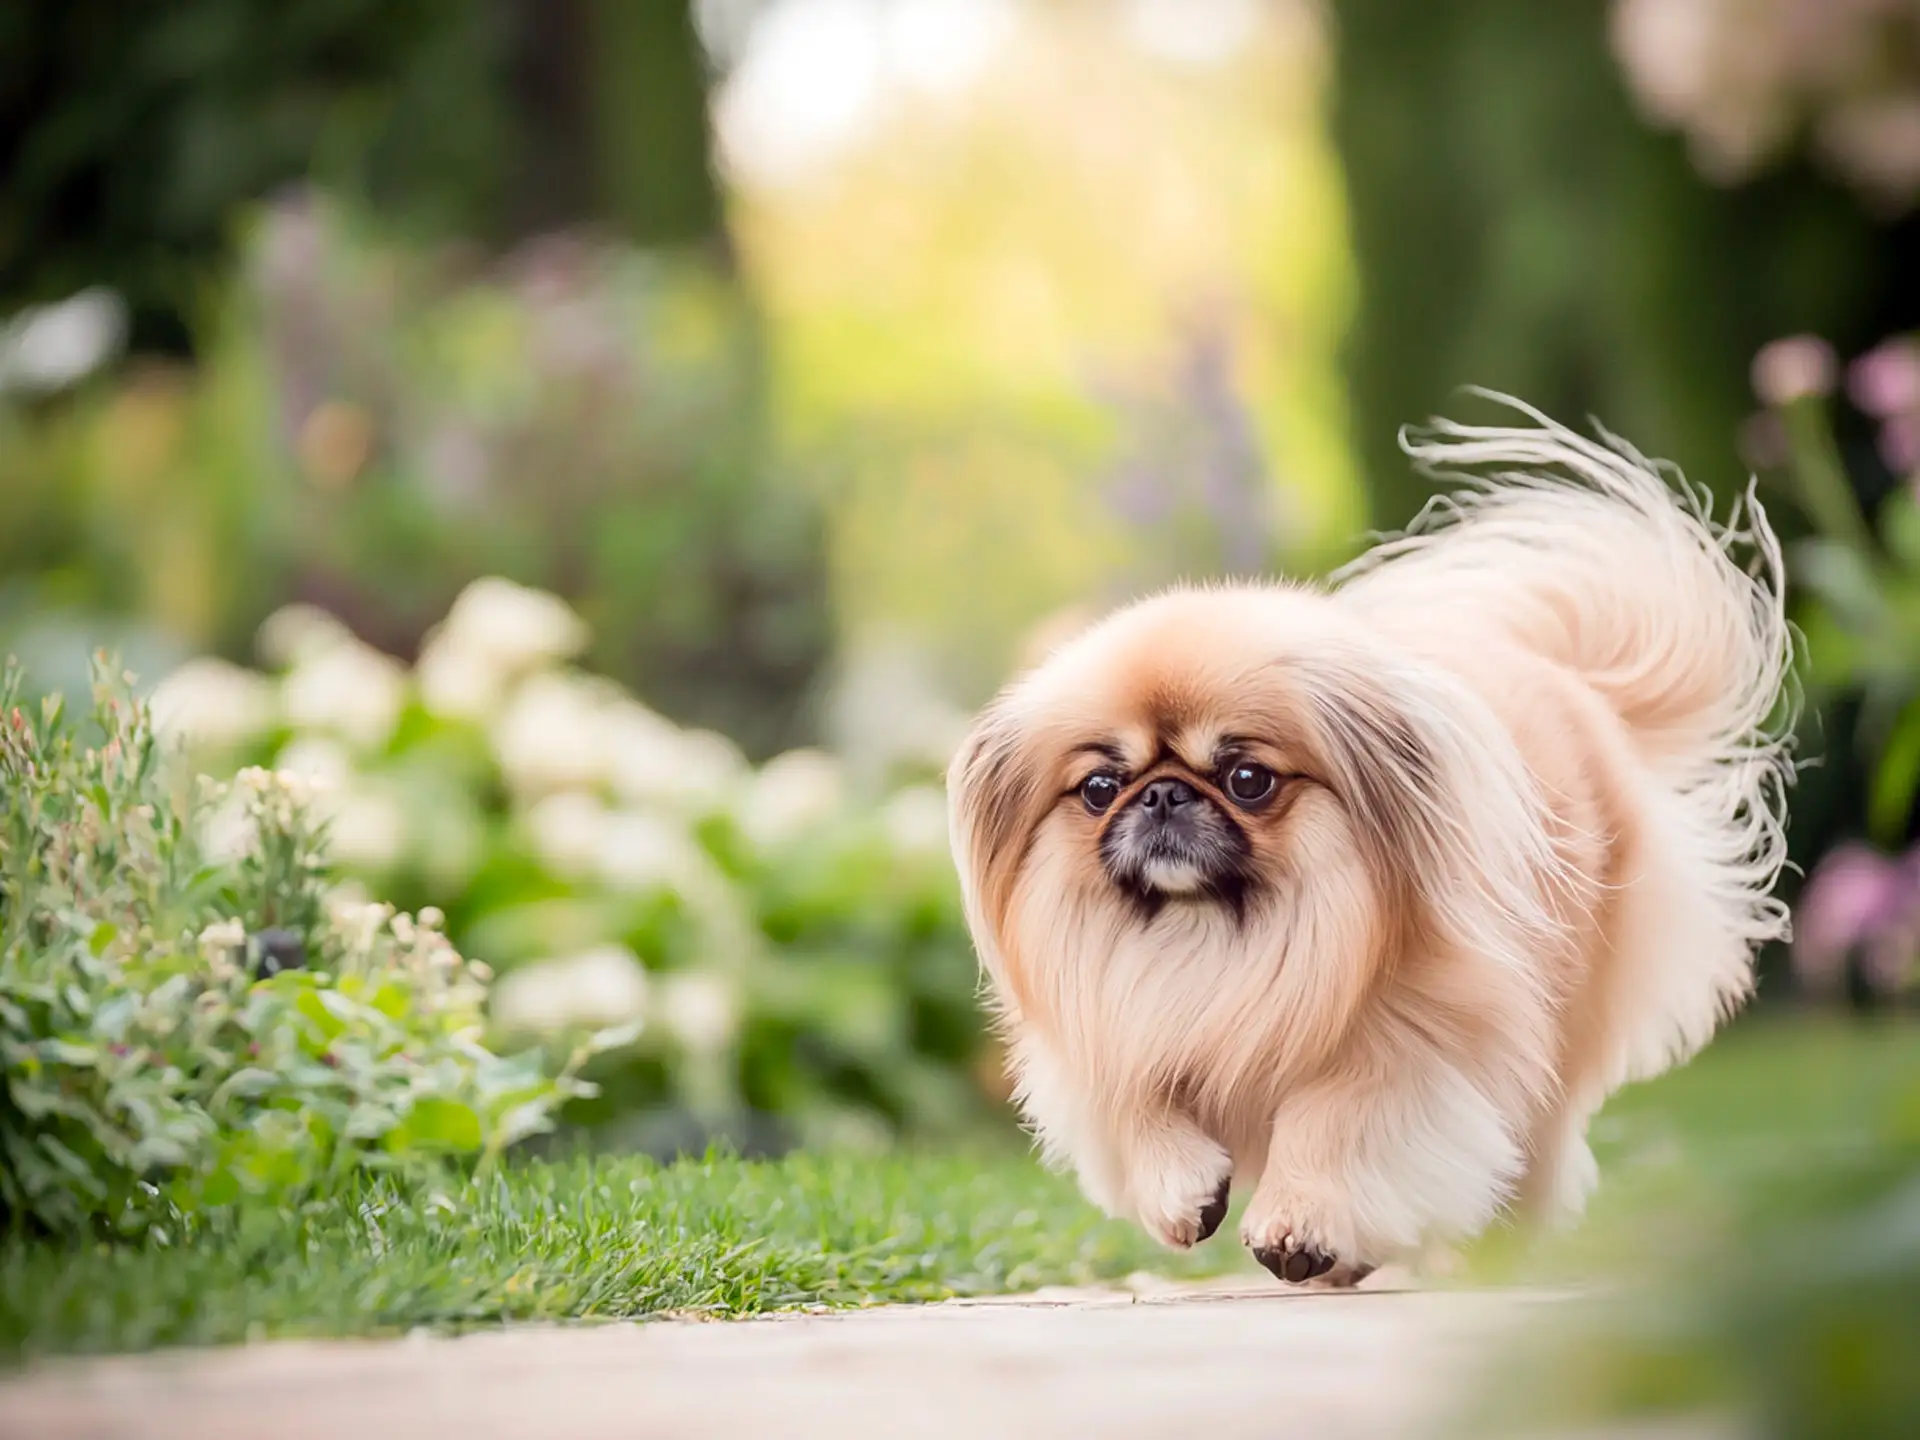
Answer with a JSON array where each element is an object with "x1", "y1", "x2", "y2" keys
[
  {"x1": 295, "y1": 988, "x2": 349, "y2": 1043},
  {"x1": 197, "y1": 1165, "x2": 241, "y2": 1208},
  {"x1": 1795, "y1": 538, "x2": 1889, "y2": 629},
  {"x1": 211, "y1": 1067, "x2": 282, "y2": 1109},
  {"x1": 88, "y1": 921, "x2": 118, "y2": 957},
  {"x1": 391, "y1": 1097, "x2": 484, "y2": 1154},
  {"x1": 39, "y1": 1037, "x2": 100, "y2": 1066},
  {"x1": 583, "y1": 1022, "x2": 644, "y2": 1055},
  {"x1": 1870, "y1": 697, "x2": 1920, "y2": 848},
  {"x1": 1884, "y1": 492, "x2": 1920, "y2": 573}
]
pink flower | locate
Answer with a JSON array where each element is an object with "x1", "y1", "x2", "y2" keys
[
  {"x1": 1794, "y1": 841, "x2": 1920, "y2": 994},
  {"x1": 1886, "y1": 414, "x2": 1920, "y2": 478},
  {"x1": 1849, "y1": 338, "x2": 1920, "y2": 419},
  {"x1": 1752, "y1": 335, "x2": 1839, "y2": 407}
]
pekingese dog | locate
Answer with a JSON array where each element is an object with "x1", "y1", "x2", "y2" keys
[{"x1": 947, "y1": 394, "x2": 1792, "y2": 1285}]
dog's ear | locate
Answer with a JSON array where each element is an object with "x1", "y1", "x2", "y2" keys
[
  {"x1": 1293, "y1": 649, "x2": 1566, "y2": 969},
  {"x1": 947, "y1": 699, "x2": 1050, "y2": 1014},
  {"x1": 947, "y1": 699, "x2": 1045, "y2": 921}
]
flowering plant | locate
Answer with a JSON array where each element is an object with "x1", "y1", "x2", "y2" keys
[
  {"x1": 1612, "y1": 0, "x2": 1920, "y2": 213},
  {"x1": 150, "y1": 578, "x2": 990, "y2": 1154},
  {"x1": 0, "y1": 659, "x2": 605, "y2": 1236},
  {"x1": 1747, "y1": 332, "x2": 1920, "y2": 1000}
]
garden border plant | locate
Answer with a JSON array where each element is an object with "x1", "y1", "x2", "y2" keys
[{"x1": 0, "y1": 656, "x2": 619, "y2": 1237}]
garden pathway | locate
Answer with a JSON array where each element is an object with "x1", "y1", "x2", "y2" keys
[{"x1": 0, "y1": 1274, "x2": 1682, "y2": 1440}]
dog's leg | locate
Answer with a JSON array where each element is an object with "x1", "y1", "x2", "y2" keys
[
  {"x1": 1514, "y1": 1104, "x2": 1599, "y2": 1230},
  {"x1": 1111, "y1": 1106, "x2": 1234, "y2": 1250},
  {"x1": 1239, "y1": 1050, "x2": 1521, "y2": 1284},
  {"x1": 1012, "y1": 1036, "x2": 1232, "y2": 1248}
]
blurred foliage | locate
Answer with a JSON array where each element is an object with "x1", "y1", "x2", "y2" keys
[
  {"x1": 0, "y1": 659, "x2": 600, "y2": 1238},
  {"x1": 1760, "y1": 335, "x2": 1920, "y2": 852},
  {"x1": 1332, "y1": 0, "x2": 1900, "y2": 541},
  {"x1": 1465, "y1": 1020, "x2": 1920, "y2": 1439},
  {"x1": 152, "y1": 577, "x2": 992, "y2": 1157},
  {"x1": 0, "y1": 0, "x2": 721, "y2": 353},
  {"x1": 1742, "y1": 332, "x2": 1920, "y2": 1005},
  {"x1": 0, "y1": 193, "x2": 829, "y2": 757},
  {"x1": 734, "y1": 2, "x2": 1358, "y2": 691}
]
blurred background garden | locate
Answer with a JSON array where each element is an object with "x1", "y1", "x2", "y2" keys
[{"x1": 6, "y1": 0, "x2": 1920, "y2": 1431}]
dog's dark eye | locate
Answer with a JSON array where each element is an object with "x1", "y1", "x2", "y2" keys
[
  {"x1": 1224, "y1": 762, "x2": 1277, "y2": 808},
  {"x1": 1079, "y1": 771, "x2": 1123, "y2": 815}
]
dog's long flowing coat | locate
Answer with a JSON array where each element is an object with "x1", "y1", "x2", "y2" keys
[{"x1": 947, "y1": 396, "x2": 1792, "y2": 1282}]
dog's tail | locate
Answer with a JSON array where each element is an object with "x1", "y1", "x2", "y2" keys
[{"x1": 1334, "y1": 390, "x2": 1795, "y2": 949}]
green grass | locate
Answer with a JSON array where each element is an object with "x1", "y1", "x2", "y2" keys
[
  {"x1": 6, "y1": 1015, "x2": 1915, "y2": 1366},
  {"x1": 0, "y1": 1146, "x2": 1230, "y2": 1362}
]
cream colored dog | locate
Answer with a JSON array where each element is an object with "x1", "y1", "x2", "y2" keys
[{"x1": 947, "y1": 395, "x2": 1792, "y2": 1284}]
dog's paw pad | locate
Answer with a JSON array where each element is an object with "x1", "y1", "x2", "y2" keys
[
  {"x1": 1194, "y1": 1176, "x2": 1231, "y2": 1244},
  {"x1": 1250, "y1": 1234, "x2": 1337, "y2": 1285}
]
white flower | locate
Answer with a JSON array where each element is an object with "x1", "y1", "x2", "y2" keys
[
  {"x1": 199, "y1": 787, "x2": 254, "y2": 864},
  {"x1": 150, "y1": 657, "x2": 276, "y2": 751},
  {"x1": 660, "y1": 970, "x2": 736, "y2": 1054},
  {"x1": 416, "y1": 629, "x2": 507, "y2": 722},
  {"x1": 1608, "y1": 0, "x2": 1721, "y2": 124},
  {"x1": 448, "y1": 577, "x2": 587, "y2": 670},
  {"x1": 275, "y1": 735, "x2": 354, "y2": 791},
  {"x1": 738, "y1": 748, "x2": 846, "y2": 852},
  {"x1": 417, "y1": 579, "x2": 589, "y2": 722},
  {"x1": 881, "y1": 784, "x2": 951, "y2": 860},
  {"x1": 324, "y1": 884, "x2": 376, "y2": 932},
  {"x1": 256, "y1": 604, "x2": 352, "y2": 668},
  {"x1": 594, "y1": 810, "x2": 704, "y2": 892},
  {"x1": 0, "y1": 287, "x2": 127, "y2": 393},
  {"x1": 523, "y1": 790, "x2": 611, "y2": 877},
  {"x1": 603, "y1": 702, "x2": 746, "y2": 813},
  {"x1": 329, "y1": 898, "x2": 397, "y2": 959},
  {"x1": 325, "y1": 787, "x2": 409, "y2": 871},
  {"x1": 491, "y1": 671, "x2": 616, "y2": 795},
  {"x1": 281, "y1": 633, "x2": 408, "y2": 750},
  {"x1": 490, "y1": 945, "x2": 650, "y2": 1035},
  {"x1": 198, "y1": 918, "x2": 246, "y2": 951}
]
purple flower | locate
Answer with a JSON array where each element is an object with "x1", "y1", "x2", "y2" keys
[
  {"x1": 1794, "y1": 841, "x2": 1920, "y2": 996},
  {"x1": 1848, "y1": 338, "x2": 1920, "y2": 419}
]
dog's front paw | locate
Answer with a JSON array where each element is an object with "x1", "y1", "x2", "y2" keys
[
  {"x1": 1129, "y1": 1138, "x2": 1233, "y2": 1250},
  {"x1": 1240, "y1": 1192, "x2": 1372, "y2": 1286}
]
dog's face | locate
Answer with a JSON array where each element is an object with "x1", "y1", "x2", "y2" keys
[
  {"x1": 1061, "y1": 684, "x2": 1302, "y2": 922},
  {"x1": 948, "y1": 583, "x2": 1561, "y2": 1095},
  {"x1": 948, "y1": 588, "x2": 1391, "y2": 1048}
]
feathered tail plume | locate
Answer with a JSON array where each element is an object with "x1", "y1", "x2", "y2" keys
[{"x1": 1335, "y1": 390, "x2": 1796, "y2": 954}]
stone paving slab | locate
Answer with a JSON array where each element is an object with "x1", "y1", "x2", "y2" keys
[{"x1": 0, "y1": 1278, "x2": 1650, "y2": 1440}]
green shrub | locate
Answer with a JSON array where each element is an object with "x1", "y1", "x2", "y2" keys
[
  {"x1": 0, "y1": 658, "x2": 608, "y2": 1237},
  {"x1": 1473, "y1": 1025, "x2": 1920, "y2": 1438},
  {"x1": 150, "y1": 579, "x2": 993, "y2": 1153}
]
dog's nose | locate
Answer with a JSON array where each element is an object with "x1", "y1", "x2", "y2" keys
[{"x1": 1139, "y1": 777, "x2": 1196, "y2": 818}]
